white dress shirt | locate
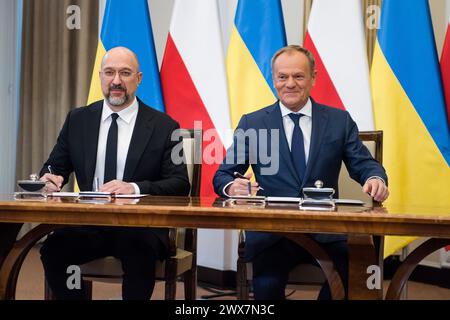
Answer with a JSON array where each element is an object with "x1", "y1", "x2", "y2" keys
[
  {"x1": 279, "y1": 99, "x2": 312, "y2": 163},
  {"x1": 93, "y1": 98, "x2": 140, "y2": 194}
]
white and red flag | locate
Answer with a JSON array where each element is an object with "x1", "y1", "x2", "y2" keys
[
  {"x1": 161, "y1": 0, "x2": 232, "y2": 197},
  {"x1": 304, "y1": 0, "x2": 374, "y2": 130}
]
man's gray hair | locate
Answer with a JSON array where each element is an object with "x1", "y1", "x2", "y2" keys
[{"x1": 271, "y1": 45, "x2": 316, "y2": 76}]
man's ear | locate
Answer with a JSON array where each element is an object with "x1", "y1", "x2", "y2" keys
[{"x1": 311, "y1": 70, "x2": 317, "y2": 86}]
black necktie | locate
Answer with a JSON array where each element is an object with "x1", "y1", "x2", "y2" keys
[
  {"x1": 104, "y1": 113, "x2": 119, "y2": 184},
  {"x1": 288, "y1": 113, "x2": 306, "y2": 182}
]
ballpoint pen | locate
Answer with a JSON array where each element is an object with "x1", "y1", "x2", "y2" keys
[
  {"x1": 233, "y1": 171, "x2": 264, "y2": 194},
  {"x1": 45, "y1": 165, "x2": 59, "y2": 191},
  {"x1": 93, "y1": 177, "x2": 100, "y2": 192}
]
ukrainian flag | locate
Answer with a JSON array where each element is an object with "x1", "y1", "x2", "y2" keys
[
  {"x1": 371, "y1": 0, "x2": 450, "y2": 256},
  {"x1": 227, "y1": 0, "x2": 286, "y2": 127},
  {"x1": 87, "y1": 0, "x2": 164, "y2": 111}
]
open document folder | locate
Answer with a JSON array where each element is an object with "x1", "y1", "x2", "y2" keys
[
  {"x1": 48, "y1": 192, "x2": 147, "y2": 199},
  {"x1": 266, "y1": 197, "x2": 365, "y2": 205},
  {"x1": 228, "y1": 195, "x2": 365, "y2": 206}
]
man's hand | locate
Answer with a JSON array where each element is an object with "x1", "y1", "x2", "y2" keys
[
  {"x1": 226, "y1": 173, "x2": 260, "y2": 196},
  {"x1": 362, "y1": 178, "x2": 389, "y2": 202},
  {"x1": 100, "y1": 180, "x2": 135, "y2": 194},
  {"x1": 40, "y1": 173, "x2": 64, "y2": 192}
]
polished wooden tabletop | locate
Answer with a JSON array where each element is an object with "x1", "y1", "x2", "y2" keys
[
  {"x1": 0, "y1": 194, "x2": 449, "y2": 238},
  {"x1": 0, "y1": 194, "x2": 449, "y2": 300}
]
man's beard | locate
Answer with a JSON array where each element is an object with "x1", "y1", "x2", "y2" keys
[{"x1": 106, "y1": 85, "x2": 129, "y2": 106}]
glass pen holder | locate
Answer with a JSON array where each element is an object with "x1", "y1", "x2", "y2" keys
[
  {"x1": 225, "y1": 195, "x2": 266, "y2": 208},
  {"x1": 15, "y1": 174, "x2": 47, "y2": 201},
  {"x1": 299, "y1": 181, "x2": 336, "y2": 211},
  {"x1": 299, "y1": 198, "x2": 336, "y2": 211}
]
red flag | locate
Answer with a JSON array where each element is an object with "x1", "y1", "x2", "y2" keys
[
  {"x1": 160, "y1": 0, "x2": 231, "y2": 197},
  {"x1": 304, "y1": 0, "x2": 374, "y2": 131},
  {"x1": 441, "y1": 16, "x2": 450, "y2": 124}
]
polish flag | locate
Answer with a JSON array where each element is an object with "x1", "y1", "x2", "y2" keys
[
  {"x1": 304, "y1": 0, "x2": 374, "y2": 130},
  {"x1": 161, "y1": 0, "x2": 232, "y2": 197},
  {"x1": 441, "y1": 15, "x2": 450, "y2": 124}
]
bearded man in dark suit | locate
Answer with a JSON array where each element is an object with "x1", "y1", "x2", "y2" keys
[{"x1": 39, "y1": 46, "x2": 190, "y2": 300}]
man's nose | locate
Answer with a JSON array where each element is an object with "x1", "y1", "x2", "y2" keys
[
  {"x1": 286, "y1": 76, "x2": 296, "y2": 87},
  {"x1": 112, "y1": 72, "x2": 122, "y2": 85}
]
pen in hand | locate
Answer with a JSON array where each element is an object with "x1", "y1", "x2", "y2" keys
[
  {"x1": 233, "y1": 171, "x2": 264, "y2": 194},
  {"x1": 45, "y1": 165, "x2": 60, "y2": 191}
]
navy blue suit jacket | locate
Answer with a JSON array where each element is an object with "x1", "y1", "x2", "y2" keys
[{"x1": 213, "y1": 100, "x2": 387, "y2": 261}]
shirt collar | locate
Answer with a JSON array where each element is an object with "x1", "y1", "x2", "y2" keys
[
  {"x1": 102, "y1": 97, "x2": 139, "y2": 124},
  {"x1": 279, "y1": 98, "x2": 312, "y2": 118}
]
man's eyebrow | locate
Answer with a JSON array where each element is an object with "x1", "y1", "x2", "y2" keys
[{"x1": 103, "y1": 67, "x2": 133, "y2": 71}]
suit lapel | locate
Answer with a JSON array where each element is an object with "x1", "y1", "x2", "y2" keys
[
  {"x1": 263, "y1": 102, "x2": 301, "y2": 185},
  {"x1": 84, "y1": 102, "x2": 102, "y2": 185},
  {"x1": 303, "y1": 100, "x2": 328, "y2": 186},
  {"x1": 123, "y1": 102, "x2": 155, "y2": 181}
]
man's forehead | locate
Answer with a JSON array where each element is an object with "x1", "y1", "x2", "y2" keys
[
  {"x1": 274, "y1": 54, "x2": 310, "y2": 71},
  {"x1": 102, "y1": 62, "x2": 133, "y2": 69},
  {"x1": 102, "y1": 49, "x2": 139, "y2": 69},
  {"x1": 275, "y1": 69, "x2": 307, "y2": 75},
  {"x1": 274, "y1": 63, "x2": 309, "y2": 72}
]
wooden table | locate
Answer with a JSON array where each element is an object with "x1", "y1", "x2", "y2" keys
[{"x1": 0, "y1": 194, "x2": 449, "y2": 300}]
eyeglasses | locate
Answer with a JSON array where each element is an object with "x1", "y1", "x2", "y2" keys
[{"x1": 100, "y1": 69, "x2": 137, "y2": 80}]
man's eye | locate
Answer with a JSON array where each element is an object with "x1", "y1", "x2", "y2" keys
[
  {"x1": 105, "y1": 71, "x2": 115, "y2": 77},
  {"x1": 120, "y1": 71, "x2": 132, "y2": 77}
]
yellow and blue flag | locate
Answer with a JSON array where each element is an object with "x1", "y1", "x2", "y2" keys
[
  {"x1": 227, "y1": 0, "x2": 286, "y2": 127},
  {"x1": 87, "y1": 0, "x2": 164, "y2": 111},
  {"x1": 371, "y1": 0, "x2": 450, "y2": 256}
]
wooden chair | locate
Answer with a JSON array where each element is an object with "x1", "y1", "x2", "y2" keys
[
  {"x1": 236, "y1": 131, "x2": 384, "y2": 300},
  {"x1": 44, "y1": 129, "x2": 202, "y2": 300}
]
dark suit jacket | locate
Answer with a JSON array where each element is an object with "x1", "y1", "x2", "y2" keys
[
  {"x1": 213, "y1": 100, "x2": 388, "y2": 260},
  {"x1": 40, "y1": 99, "x2": 191, "y2": 248}
]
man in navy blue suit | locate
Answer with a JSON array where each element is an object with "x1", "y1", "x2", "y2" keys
[{"x1": 213, "y1": 45, "x2": 389, "y2": 300}]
